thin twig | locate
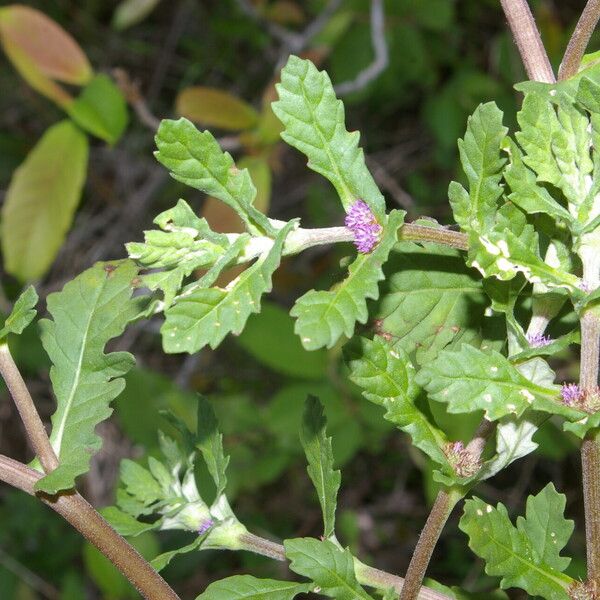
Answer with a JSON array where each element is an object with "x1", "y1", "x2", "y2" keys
[
  {"x1": 499, "y1": 0, "x2": 555, "y2": 83},
  {"x1": 335, "y1": 0, "x2": 389, "y2": 95},
  {"x1": 0, "y1": 454, "x2": 180, "y2": 600},
  {"x1": 367, "y1": 156, "x2": 416, "y2": 213},
  {"x1": 113, "y1": 68, "x2": 161, "y2": 131},
  {"x1": 0, "y1": 343, "x2": 58, "y2": 472},
  {"x1": 559, "y1": 0, "x2": 600, "y2": 80},
  {"x1": 0, "y1": 547, "x2": 59, "y2": 599}
]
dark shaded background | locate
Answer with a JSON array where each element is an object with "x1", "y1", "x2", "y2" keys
[{"x1": 0, "y1": 1, "x2": 596, "y2": 598}]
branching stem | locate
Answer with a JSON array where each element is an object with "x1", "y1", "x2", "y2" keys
[
  {"x1": 499, "y1": 0, "x2": 555, "y2": 82},
  {"x1": 0, "y1": 343, "x2": 58, "y2": 472},
  {"x1": 0, "y1": 454, "x2": 180, "y2": 600},
  {"x1": 559, "y1": 0, "x2": 600, "y2": 80}
]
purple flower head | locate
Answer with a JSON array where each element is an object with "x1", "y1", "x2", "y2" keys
[
  {"x1": 198, "y1": 519, "x2": 214, "y2": 535},
  {"x1": 450, "y1": 441, "x2": 465, "y2": 454},
  {"x1": 345, "y1": 200, "x2": 382, "y2": 254},
  {"x1": 561, "y1": 383, "x2": 582, "y2": 406},
  {"x1": 526, "y1": 332, "x2": 553, "y2": 348}
]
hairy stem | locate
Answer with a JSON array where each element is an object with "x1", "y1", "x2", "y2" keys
[
  {"x1": 559, "y1": 0, "x2": 600, "y2": 80},
  {"x1": 0, "y1": 454, "x2": 180, "y2": 600},
  {"x1": 499, "y1": 0, "x2": 555, "y2": 83},
  {"x1": 399, "y1": 488, "x2": 463, "y2": 600},
  {"x1": 0, "y1": 343, "x2": 58, "y2": 472},
  {"x1": 579, "y1": 247, "x2": 600, "y2": 586}
]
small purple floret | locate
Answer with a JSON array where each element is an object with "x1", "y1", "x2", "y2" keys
[
  {"x1": 526, "y1": 332, "x2": 553, "y2": 348},
  {"x1": 345, "y1": 200, "x2": 382, "y2": 254},
  {"x1": 198, "y1": 519, "x2": 214, "y2": 535},
  {"x1": 451, "y1": 441, "x2": 465, "y2": 453},
  {"x1": 561, "y1": 383, "x2": 581, "y2": 406}
]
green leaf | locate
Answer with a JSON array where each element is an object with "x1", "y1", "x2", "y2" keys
[
  {"x1": 272, "y1": 55, "x2": 385, "y2": 219},
  {"x1": 0, "y1": 286, "x2": 37, "y2": 340},
  {"x1": 101, "y1": 506, "x2": 157, "y2": 537},
  {"x1": 67, "y1": 74, "x2": 128, "y2": 144},
  {"x1": 516, "y1": 92, "x2": 591, "y2": 207},
  {"x1": 376, "y1": 241, "x2": 497, "y2": 365},
  {"x1": 459, "y1": 487, "x2": 574, "y2": 598},
  {"x1": 236, "y1": 301, "x2": 328, "y2": 379},
  {"x1": 154, "y1": 118, "x2": 274, "y2": 236},
  {"x1": 448, "y1": 101, "x2": 507, "y2": 233},
  {"x1": 151, "y1": 537, "x2": 203, "y2": 571},
  {"x1": 35, "y1": 261, "x2": 140, "y2": 493},
  {"x1": 348, "y1": 337, "x2": 451, "y2": 469},
  {"x1": 285, "y1": 538, "x2": 373, "y2": 599},
  {"x1": 300, "y1": 396, "x2": 341, "y2": 539},
  {"x1": 470, "y1": 204, "x2": 580, "y2": 291},
  {"x1": 197, "y1": 397, "x2": 229, "y2": 497},
  {"x1": 161, "y1": 220, "x2": 295, "y2": 353},
  {"x1": 196, "y1": 576, "x2": 312, "y2": 600},
  {"x1": 504, "y1": 140, "x2": 573, "y2": 224},
  {"x1": 291, "y1": 210, "x2": 404, "y2": 350},
  {"x1": 127, "y1": 200, "x2": 240, "y2": 307},
  {"x1": 416, "y1": 344, "x2": 559, "y2": 421},
  {"x1": 1, "y1": 120, "x2": 88, "y2": 282}
]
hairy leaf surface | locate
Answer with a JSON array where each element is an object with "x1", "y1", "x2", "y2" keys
[
  {"x1": 300, "y1": 397, "x2": 341, "y2": 539},
  {"x1": 285, "y1": 538, "x2": 373, "y2": 600},
  {"x1": 36, "y1": 261, "x2": 139, "y2": 493},
  {"x1": 460, "y1": 486, "x2": 574, "y2": 599},
  {"x1": 196, "y1": 575, "x2": 311, "y2": 600},
  {"x1": 154, "y1": 118, "x2": 274, "y2": 235},
  {"x1": 162, "y1": 221, "x2": 295, "y2": 352},
  {"x1": 273, "y1": 55, "x2": 385, "y2": 218},
  {"x1": 416, "y1": 345, "x2": 559, "y2": 421},
  {"x1": 348, "y1": 337, "x2": 450, "y2": 469},
  {"x1": 291, "y1": 210, "x2": 404, "y2": 350}
]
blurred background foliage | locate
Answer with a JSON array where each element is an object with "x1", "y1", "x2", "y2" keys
[{"x1": 0, "y1": 1, "x2": 596, "y2": 598}]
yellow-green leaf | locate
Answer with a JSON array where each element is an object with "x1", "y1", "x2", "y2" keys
[
  {"x1": 176, "y1": 87, "x2": 260, "y2": 131},
  {"x1": 1, "y1": 120, "x2": 89, "y2": 282}
]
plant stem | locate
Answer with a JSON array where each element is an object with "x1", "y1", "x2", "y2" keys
[
  {"x1": 0, "y1": 343, "x2": 58, "y2": 473},
  {"x1": 398, "y1": 224, "x2": 468, "y2": 250},
  {"x1": 399, "y1": 488, "x2": 463, "y2": 600},
  {"x1": 559, "y1": 0, "x2": 600, "y2": 80},
  {"x1": 237, "y1": 531, "x2": 453, "y2": 599},
  {"x1": 0, "y1": 454, "x2": 180, "y2": 600},
  {"x1": 499, "y1": 0, "x2": 555, "y2": 83}
]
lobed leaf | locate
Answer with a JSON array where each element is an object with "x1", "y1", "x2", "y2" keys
[
  {"x1": 376, "y1": 241, "x2": 496, "y2": 365},
  {"x1": 285, "y1": 538, "x2": 373, "y2": 600},
  {"x1": 273, "y1": 55, "x2": 385, "y2": 218},
  {"x1": 448, "y1": 101, "x2": 507, "y2": 233},
  {"x1": 161, "y1": 220, "x2": 296, "y2": 353},
  {"x1": 196, "y1": 396, "x2": 229, "y2": 497},
  {"x1": 35, "y1": 261, "x2": 140, "y2": 493},
  {"x1": 196, "y1": 575, "x2": 312, "y2": 600},
  {"x1": 300, "y1": 396, "x2": 341, "y2": 539},
  {"x1": 348, "y1": 337, "x2": 451, "y2": 469},
  {"x1": 459, "y1": 486, "x2": 574, "y2": 599},
  {"x1": 291, "y1": 210, "x2": 404, "y2": 350},
  {"x1": 416, "y1": 344, "x2": 559, "y2": 421},
  {"x1": 1, "y1": 120, "x2": 89, "y2": 282},
  {"x1": 154, "y1": 118, "x2": 274, "y2": 236},
  {"x1": 0, "y1": 286, "x2": 38, "y2": 340}
]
